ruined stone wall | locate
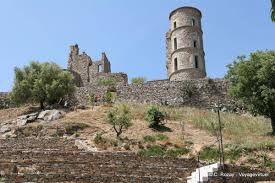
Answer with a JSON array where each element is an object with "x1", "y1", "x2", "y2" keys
[
  {"x1": 116, "y1": 78, "x2": 238, "y2": 109},
  {"x1": 73, "y1": 78, "x2": 240, "y2": 111},
  {"x1": 73, "y1": 73, "x2": 128, "y2": 105}
]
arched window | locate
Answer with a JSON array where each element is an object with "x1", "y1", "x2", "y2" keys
[
  {"x1": 173, "y1": 21, "x2": 177, "y2": 29},
  {"x1": 98, "y1": 65, "x2": 103, "y2": 72},
  {"x1": 174, "y1": 58, "x2": 178, "y2": 71},
  {"x1": 194, "y1": 56, "x2": 199, "y2": 68},
  {"x1": 174, "y1": 38, "x2": 177, "y2": 50},
  {"x1": 191, "y1": 18, "x2": 196, "y2": 26}
]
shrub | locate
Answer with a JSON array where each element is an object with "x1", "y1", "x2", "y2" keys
[
  {"x1": 103, "y1": 91, "x2": 113, "y2": 104},
  {"x1": 166, "y1": 147, "x2": 190, "y2": 158},
  {"x1": 98, "y1": 77, "x2": 116, "y2": 86},
  {"x1": 64, "y1": 123, "x2": 89, "y2": 135},
  {"x1": 106, "y1": 104, "x2": 133, "y2": 138},
  {"x1": 88, "y1": 93, "x2": 96, "y2": 107},
  {"x1": 94, "y1": 133, "x2": 107, "y2": 145},
  {"x1": 155, "y1": 134, "x2": 169, "y2": 141},
  {"x1": 138, "y1": 145, "x2": 166, "y2": 157},
  {"x1": 199, "y1": 146, "x2": 220, "y2": 161},
  {"x1": 145, "y1": 106, "x2": 165, "y2": 128},
  {"x1": 143, "y1": 135, "x2": 156, "y2": 143},
  {"x1": 131, "y1": 77, "x2": 146, "y2": 85}
]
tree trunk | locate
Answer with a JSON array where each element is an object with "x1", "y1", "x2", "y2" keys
[
  {"x1": 40, "y1": 101, "x2": 45, "y2": 110},
  {"x1": 271, "y1": 115, "x2": 275, "y2": 135}
]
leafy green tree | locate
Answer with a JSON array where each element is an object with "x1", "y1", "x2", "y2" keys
[
  {"x1": 145, "y1": 106, "x2": 165, "y2": 128},
  {"x1": 225, "y1": 51, "x2": 275, "y2": 135},
  {"x1": 131, "y1": 77, "x2": 147, "y2": 85},
  {"x1": 272, "y1": 0, "x2": 275, "y2": 22},
  {"x1": 106, "y1": 104, "x2": 133, "y2": 138},
  {"x1": 11, "y1": 61, "x2": 75, "y2": 110}
]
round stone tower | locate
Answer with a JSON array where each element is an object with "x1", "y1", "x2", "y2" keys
[{"x1": 166, "y1": 7, "x2": 206, "y2": 81}]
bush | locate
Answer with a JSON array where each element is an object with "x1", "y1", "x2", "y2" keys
[
  {"x1": 155, "y1": 134, "x2": 169, "y2": 141},
  {"x1": 166, "y1": 147, "x2": 190, "y2": 158},
  {"x1": 199, "y1": 146, "x2": 220, "y2": 161},
  {"x1": 138, "y1": 145, "x2": 166, "y2": 157},
  {"x1": 64, "y1": 123, "x2": 89, "y2": 135},
  {"x1": 98, "y1": 77, "x2": 116, "y2": 86},
  {"x1": 103, "y1": 91, "x2": 113, "y2": 104},
  {"x1": 131, "y1": 77, "x2": 146, "y2": 85},
  {"x1": 143, "y1": 135, "x2": 156, "y2": 143},
  {"x1": 94, "y1": 133, "x2": 107, "y2": 145},
  {"x1": 145, "y1": 106, "x2": 165, "y2": 128},
  {"x1": 106, "y1": 104, "x2": 133, "y2": 138},
  {"x1": 88, "y1": 93, "x2": 96, "y2": 107}
]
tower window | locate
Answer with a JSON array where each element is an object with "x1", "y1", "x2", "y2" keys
[
  {"x1": 174, "y1": 38, "x2": 177, "y2": 50},
  {"x1": 173, "y1": 21, "x2": 177, "y2": 29},
  {"x1": 174, "y1": 58, "x2": 178, "y2": 71},
  {"x1": 191, "y1": 19, "x2": 195, "y2": 26},
  {"x1": 193, "y1": 40, "x2": 197, "y2": 48},
  {"x1": 98, "y1": 65, "x2": 103, "y2": 72},
  {"x1": 194, "y1": 56, "x2": 199, "y2": 68}
]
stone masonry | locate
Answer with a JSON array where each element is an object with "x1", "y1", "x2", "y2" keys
[
  {"x1": 0, "y1": 7, "x2": 240, "y2": 111},
  {"x1": 166, "y1": 7, "x2": 207, "y2": 81}
]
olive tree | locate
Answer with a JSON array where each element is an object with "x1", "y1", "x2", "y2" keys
[
  {"x1": 11, "y1": 61, "x2": 75, "y2": 110},
  {"x1": 106, "y1": 104, "x2": 133, "y2": 138},
  {"x1": 225, "y1": 51, "x2": 275, "y2": 135}
]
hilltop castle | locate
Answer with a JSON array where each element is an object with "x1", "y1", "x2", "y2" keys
[
  {"x1": 68, "y1": 7, "x2": 207, "y2": 88},
  {"x1": 64, "y1": 6, "x2": 238, "y2": 110}
]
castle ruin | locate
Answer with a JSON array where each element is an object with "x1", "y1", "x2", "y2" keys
[{"x1": 64, "y1": 7, "x2": 239, "y2": 110}]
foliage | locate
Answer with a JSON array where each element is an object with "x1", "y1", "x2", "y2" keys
[
  {"x1": 64, "y1": 123, "x2": 89, "y2": 135},
  {"x1": 10, "y1": 61, "x2": 75, "y2": 110},
  {"x1": 106, "y1": 104, "x2": 133, "y2": 137},
  {"x1": 138, "y1": 145, "x2": 189, "y2": 157},
  {"x1": 272, "y1": 0, "x2": 275, "y2": 22},
  {"x1": 98, "y1": 77, "x2": 116, "y2": 86},
  {"x1": 155, "y1": 134, "x2": 169, "y2": 141},
  {"x1": 180, "y1": 81, "x2": 197, "y2": 99},
  {"x1": 131, "y1": 77, "x2": 147, "y2": 85},
  {"x1": 166, "y1": 147, "x2": 190, "y2": 158},
  {"x1": 94, "y1": 133, "x2": 107, "y2": 145},
  {"x1": 103, "y1": 91, "x2": 113, "y2": 104},
  {"x1": 138, "y1": 145, "x2": 166, "y2": 157},
  {"x1": 143, "y1": 135, "x2": 156, "y2": 143},
  {"x1": 225, "y1": 51, "x2": 275, "y2": 134},
  {"x1": 88, "y1": 93, "x2": 96, "y2": 107},
  {"x1": 145, "y1": 106, "x2": 165, "y2": 128},
  {"x1": 199, "y1": 146, "x2": 220, "y2": 161},
  {"x1": 143, "y1": 134, "x2": 169, "y2": 143}
]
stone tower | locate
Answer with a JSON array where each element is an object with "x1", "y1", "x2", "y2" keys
[{"x1": 166, "y1": 7, "x2": 206, "y2": 81}]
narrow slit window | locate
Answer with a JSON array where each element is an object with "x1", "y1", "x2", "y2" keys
[
  {"x1": 173, "y1": 21, "x2": 177, "y2": 29},
  {"x1": 174, "y1": 38, "x2": 177, "y2": 50},
  {"x1": 195, "y1": 56, "x2": 199, "y2": 68},
  {"x1": 191, "y1": 19, "x2": 195, "y2": 26},
  {"x1": 193, "y1": 40, "x2": 197, "y2": 48},
  {"x1": 174, "y1": 58, "x2": 178, "y2": 71}
]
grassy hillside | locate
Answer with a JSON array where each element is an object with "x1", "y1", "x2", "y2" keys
[{"x1": 0, "y1": 104, "x2": 274, "y2": 171}]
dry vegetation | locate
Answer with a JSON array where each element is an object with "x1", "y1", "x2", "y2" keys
[{"x1": 0, "y1": 103, "x2": 274, "y2": 170}]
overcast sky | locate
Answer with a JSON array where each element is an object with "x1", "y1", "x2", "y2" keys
[{"x1": 0, "y1": 0, "x2": 274, "y2": 91}]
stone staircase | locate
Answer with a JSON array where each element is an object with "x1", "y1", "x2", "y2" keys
[{"x1": 0, "y1": 138, "x2": 197, "y2": 183}]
